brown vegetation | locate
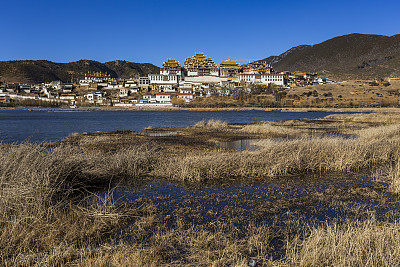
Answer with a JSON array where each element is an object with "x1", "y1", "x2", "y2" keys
[{"x1": 2, "y1": 111, "x2": 400, "y2": 265}]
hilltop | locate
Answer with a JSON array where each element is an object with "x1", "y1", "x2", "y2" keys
[
  {"x1": 260, "y1": 33, "x2": 400, "y2": 80},
  {"x1": 0, "y1": 60, "x2": 160, "y2": 83}
]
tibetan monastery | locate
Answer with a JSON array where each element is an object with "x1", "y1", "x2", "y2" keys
[
  {"x1": 184, "y1": 53, "x2": 219, "y2": 77},
  {"x1": 160, "y1": 59, "x2": 182, "y2": 76},
  {"x1": 242, "y1": 62, "x2": 272, "y2": 75},
  {"x1": 219, "y1": 60, "x2": 240, "y2": 78}
]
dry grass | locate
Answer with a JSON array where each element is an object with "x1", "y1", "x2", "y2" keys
[
  {"x1": 78, "y1": 222, "x2": 270, "y2": 266},
  {"x1": 73, "y1": 218, "x2": 400, "y2": 266},
  {"x1": 193, "y1": 119, "x2": 229, "y2": 130},
  {"x1": 325, "y1": 111, "x2": 400, "y2": 125},
  {"x1": 159, "y1": 124, "x2": 400, "y2": 182},
  {"x1": 240, "y1": 123, "x2": 302, "y2": 136},
  {"x1": 2, "y1": 112, "x2": 400, "y2": 265},
  {"x1": 389, "y1": 161, "x2": 400, "y2": 195},
  {"x1": 284, "y1": 219, "x2": 400, "y2": 267},
  {"x1": 0, "y1": 143, "x2": 159, "y2": 265}
]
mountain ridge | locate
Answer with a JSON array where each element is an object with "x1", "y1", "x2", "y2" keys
[
  {"x1": 0, "y1": 59, "x2": 160, "y2": 83},
  {"x1": 260, "y1": 33, "x2": 400, "y2": 80}
]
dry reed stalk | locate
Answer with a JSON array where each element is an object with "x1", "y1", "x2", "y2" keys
[
  {"x1": 193, "y1": 119, "x2": 229, "y2": 131},
  {"x1": 0, "y1": 143, "x2": 160, "y2": 265},
  {"x1": 284, "y1": 219, "x2": 400, "y2": 266},
  {"x1": 159, "y1": 125, "x2": 400, "y2": 182}
]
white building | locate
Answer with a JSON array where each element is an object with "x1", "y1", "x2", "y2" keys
[
  {"x1": 84, "y1": 91, "x2": 105, "y2": 104},
  {"x1": 176, "y1": 93, "x2": 193, "y2": 102},
  {"x1": 148, "y1": 74, "x2": 181, "y2": 84},
  {"x1": 119, "y1": 88, "x2": 129, "y2": 97},
  {"x1": 260, "y1": 74, "x2": 285, "y2": 86},
  {"x1": 239, "y1": 74, "x2": 285, "y2": 86},
  {"x1": 0, "y1": 94, "x2": 11, "y2": 104},
  {"x1": 179, "y1": 88, "x2": 192, "y2": 94},
  {"x1": 139, "y1": 77, "x2": 150, "y2": 87},
  {"x1": 124, "y1": 80, "x2": 138, "y2": 88},
  {"x1": 155, "y1": 93, "x2": 171, "y2": 103},
  {"x1": 239, "y1": 74, "x2": 260, "y2": 83}
]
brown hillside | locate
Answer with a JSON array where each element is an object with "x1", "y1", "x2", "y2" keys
[
  {"x1": 261, "y1": 33, "x2": 400, "y2": 80},
  {"x1": 0, "y1": 60, "x2": 160, "y2": 83}
]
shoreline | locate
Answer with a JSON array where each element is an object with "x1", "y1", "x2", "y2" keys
[{"x1": 1, "y1": 105, "x2": 399, "y2": 113}]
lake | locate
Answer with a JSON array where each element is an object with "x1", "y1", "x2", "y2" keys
[{"x1": 0, "y1": 109, "x2": 348, "y2": 143}]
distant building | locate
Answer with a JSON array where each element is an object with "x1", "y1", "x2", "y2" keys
[
  {"x1": 219, "y1": 60, "x2": 240, "y2": 78},
  {"x1": 176, "y1": 93, "x2": 193, "y2": 102},
  {"x1": 160, "y1": 59, "x2": 182, "y2": 76},
  {"x1": 242, "y1": 62, "x2": 272, "y2": 75},
  {"x1": 239, "y1": 74, "x2": 285, "y2": 86},
  {"x1": 0, "y1": 94, "x2": 10, "y2": 104},
  {"x1": 148, "y1": 74, "x2": 180, "y2": 92},
  {"x1": 184, "y1": 53, "x2": 219, "y2": 77},
  {"x1": 260, "y1": 74, "x2": 285, "y2": 86},
  {"x1": 155, "y1": 93, "x2": 171, "y2": 103},
  {"x1": 139, "y1": 77, "x2": 150, "y2": 91}
]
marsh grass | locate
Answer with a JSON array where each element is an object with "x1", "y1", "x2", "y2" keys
[
  {"x1": 78, "y1": 221, "x2": 271, "y2": 266},
  {"x1": 159, "y1": 124, "x2": 400, "y2": 182},
  {"x1": 73, "y1": 217, "x2": 400, "y2": 266},
  {"x1": 2, "y1": 113, "x2": 400, "y2": 265},
  {"x1": 284, "y1": 219, "x2": 400, "y2": 266},
  {"x1": 240, "y1": 123, "x2": 302, "y2": 136},
  {"x1": 0, "y1": 143, "x2": 159, "y2": 265},
  {"x1": 193, "y1": 119, "x2": 229, "y2": 130}
]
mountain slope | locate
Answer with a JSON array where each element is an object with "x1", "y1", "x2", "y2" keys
[
  {"x1": 0, "y1": 60, "x2": 160, "y2": 83},
  {"x1": 261, "y1": 33, "x2": 400, "y2": 80}
]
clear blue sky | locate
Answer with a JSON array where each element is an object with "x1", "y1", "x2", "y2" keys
[{"x1": 2, "y1": 0, "x2": 399, "y2": 67}]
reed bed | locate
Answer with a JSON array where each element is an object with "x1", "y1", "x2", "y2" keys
[
  {"x1": 384, "y1": 159, "x2": 400, "y2": 195},
  {"x1": 78, "y1": 222, "x2": 271, "y2": 266},
  {"x1": 325, "y1": 111, "x2": 400, "y2": 124},
  {"x1": 2, "y1": 114, "x2": 400, "y2": 265},
  {"x1": 75, "y1": 218, "x2": 400, "y2": 266},
  {"x1": 284, "y1": 219, "x2": 400, "y2": 266},
  {"x1": 0, "y1": 143, "x2": 159, "y2": 266},
  {"x1": 193, "y1": 119, "x2": 229, "y2": 130},
  {"x1": 159, "y1": 124, "x2": 400, "y2": 182},
  {"x1": 240, "y1": 123, "x2": 302, "y2": 135}
]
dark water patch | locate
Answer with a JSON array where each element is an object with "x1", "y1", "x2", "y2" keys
[
  {"x1": 93, "y1": 172, "x2": 400, "y2": 260},
  {"x1": 216, "y1": 139, "x2": 262, "y2": 151},
  {"x1": 97, "y1": 172, "x2": 399, "y2": 228},
  {"x1": 216, "y1": 133, "x2": 358, "y2": 151}
]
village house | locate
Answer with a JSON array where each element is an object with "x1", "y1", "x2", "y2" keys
[
  {"x1": 18, "y1": 84, "x2": 31, "y2": 94},
  {"x1": 148, "y1": 74, "x2": 180, "y2": 92},
  {"x1": 141, "y1": 94, "x2": 156, "y2": 103},
  {"x1": 260, "y1": 74, "x2": 285, "y2": 86},
  {"x1": 84, "y1": 91, "x2": 106, "y2": 104},
  {"x1": 129, "y1": 88, "x2": 139, "y2": 94},
  {"x1": 239, "y1": 74, "x2": 261, "y2": 83},
  {"x1": 176, "y1": 93, "x2": 193, "y2": 102},
  {"x1": 119, "y1": 88, "x2": 129, "y2": 97},
  {"x1": 179, "y1": 88, "x2": 193, "y2": 94},
  {"x1": 0, "y1": 94, "x2": 11, "y2": 104},
  {"x1": 155, "y1": 93, "x2": 171, "y2": 103},
  {"x1": 124, "y1": 80, "x2": 138, "y2": 88},
  {"x1": 59, "y1": 94, "x2": 77, "y2": 105},
  {"x1": 139, "y1": 76, "x2": 150, "y2": 91}
]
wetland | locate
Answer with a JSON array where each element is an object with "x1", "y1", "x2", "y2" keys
[{"x1": 1, "y1": 110, "x2": 400, "y2": 266}]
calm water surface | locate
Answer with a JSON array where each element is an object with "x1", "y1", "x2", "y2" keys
[{"x1": 0, "y1": 109, "x2": 348, "y2": 143}]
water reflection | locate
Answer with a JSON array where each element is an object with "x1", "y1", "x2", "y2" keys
[{"x1": 216, "y1": 139, "x2": 261, "y2": 151}]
